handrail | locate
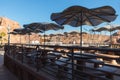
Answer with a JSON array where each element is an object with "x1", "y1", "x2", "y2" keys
[{"x1": 4, "y1": 43, "x2": 120, "y2": 80}]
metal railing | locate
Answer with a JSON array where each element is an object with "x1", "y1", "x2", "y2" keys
[{"x1": 4, "y1": 43, "x2": 120, "y2": 80}]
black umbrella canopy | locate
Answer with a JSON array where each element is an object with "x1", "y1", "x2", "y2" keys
[
  {"x1": 51, "y1": 5, "x2": 117, "y2": 27},
  {"x1": 51, "y1": 5, "x2": 117, "y2": 46},
  {"x1": 23, "y1": 22, "x2": 64, "y2": 45},
  {"x1": 92, "y1": 24, "x2": 120, "y2": 45},
  {"x1": 9, "y1": 31, "x2": 18, "y2": 35},
  {"x1": 91, "y1": 27, "x2": 109, "y2": 32},
  {"x1": 13, "y1": 27, "x2": 43, "y2": 34},
  {"x1": 23, "y1": 22, "x2": 64, "y2": 32},
  {"x1": 13, "y1": 28, "x2": 31, "y2": 34},
  {"x1": 92, "y1": 24, "x2": 120, "y2": 32},
  {"x1": 13, "y1": 28, "x2": 33, "y2": 43}
]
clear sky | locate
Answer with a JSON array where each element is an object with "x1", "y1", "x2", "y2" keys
[{"x1": 0, "y1": 0, "x2": 120, "y2": 34}]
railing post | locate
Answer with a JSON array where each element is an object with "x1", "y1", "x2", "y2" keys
[
  {"x1": 71, "y1": 48, "x2": 74, "y2": 80},
  {"x1": 36, "y1": 45, "x2": 39, "y2": 72},
  {"x1": 21, "y1": 44, "x2": 24, "y2": 63}
]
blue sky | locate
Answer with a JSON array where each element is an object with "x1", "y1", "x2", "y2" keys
[{"x1": 0, "y1": 0, "x2": 120, "y2": 34}]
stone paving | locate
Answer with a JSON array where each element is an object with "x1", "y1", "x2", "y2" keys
[{"x1": 0, "y1": 51, "x2": 18, "y2": 80}]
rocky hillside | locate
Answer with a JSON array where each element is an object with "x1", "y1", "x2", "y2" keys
[
  {"x1": 0, "y1": 17, "x2": 21, "y2": 43},
  {"x1": 0, "y1": 17, "x2": 119, "y2": 45},
  {"x1": 0, "y1": 17, "x2": 40, "y2": 44},
  {"x1": 49, "y1": 32, "x2": 110, "y2": 44}
]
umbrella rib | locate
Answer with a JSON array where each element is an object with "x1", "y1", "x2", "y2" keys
[
  {"x1": 92, "y1": 15, "x2": 110, "y2": 22},
  {"x1": 61, "y1": 14, "x2": 77, "y2": 25},
  {"x1": 52, "y1": 12, "x2": 76, "y2": 21},
  {"x1": 83, "y1": 13, "x2": 94, "y2": 26},
  {"x1": 51, "y1": 13, "x2": 67, "y2": 21},
  {"x1": 92, "y1": 6, "x2": 116, "y2": 13},
  {"x1": 89, "y1": 11, "x2": 116, "y2": 22}
]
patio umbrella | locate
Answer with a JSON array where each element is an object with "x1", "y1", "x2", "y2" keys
[
  {"x1": 51, "y1": 5, "x2": 117, "y2": 47},
  {"x1": 9, "y1": 31, "x2": 21, "y2": 43},
  {"x1": 23, "y1": 22, "x2": 64, "y2": 45},
  {"x1": 92, "y1": 24, "x2": 120, "y2": 45},
  {"x1": 13, "y1": 28, "x2": 33, "y2": 44},
  {"x1": 24, "y1": 22, "x2": 64, "y2": 32},
  {"x1": 13, "y1": 27, "x2": 44, "y2": 44}
]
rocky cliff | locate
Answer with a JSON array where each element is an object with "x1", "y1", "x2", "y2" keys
[
  {"x1": 0, "y1": 17, "x2": 40, "y2": 44},
  {"x1": 0, "y1": 17, "x2": 21, "y2": 43}
]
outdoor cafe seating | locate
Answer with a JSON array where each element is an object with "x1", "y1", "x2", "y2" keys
[{"x1": 4, "y1": 44, "x2": 120, "y2": 80}]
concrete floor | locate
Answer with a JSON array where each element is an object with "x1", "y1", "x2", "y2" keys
[{"x1": 0, "y1": 51, "x2": 18, "y2": 80}]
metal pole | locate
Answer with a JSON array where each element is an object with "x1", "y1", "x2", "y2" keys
[
  {"x1": 7, "y1": 25, "x2": 10, "y2": 54},
  {"x1": 7, "y1": 25, "x2": 10, "y2": 46},
  {"x1": 71, "y1": 48, "x2": 74, "y2": 80}
]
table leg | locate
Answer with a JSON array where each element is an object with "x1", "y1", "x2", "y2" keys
[{"x1": 76, "y1": 60, "x2": 86, "y2": 71}]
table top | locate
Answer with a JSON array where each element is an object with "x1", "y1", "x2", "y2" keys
[{"x1": 67, "y1": 53, "x2": 94, "y2": 60}]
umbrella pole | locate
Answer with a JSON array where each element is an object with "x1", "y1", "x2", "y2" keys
[
  {"x1": 93, "y1": 31, "x2": 95, "y2": 46},
  {"x1": 44, "y1": 32, "x2": 45, "y2": 49},
  {"x1": 80, "y1": 11, "x2": 83, "y2": 47},
  {"x1": 110, "y1": 31, "x2": 112, "y2": 48},
  {"x1": 28, "y1": 33, "x2": 30, "y2": 47},
  {"x1": 39, "y1": 35, "x2": 41, "y2": 44},
  {"x1": 80, "y1": 12, "x2": 83, "y2": 55},
  {"x1": 99, "y1": 32, "x2": 101, "y2": 46},
  {"x1": 29, "y1": 34, "x2": 30, "y2": 44},
  {"x1": 20, "y1": 35, "x2": 21, "y2": 44},
  {"x1": 80, "y1": 26, "x2": 82, "y2": 47}
]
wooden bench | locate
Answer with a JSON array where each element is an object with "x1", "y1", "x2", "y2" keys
[
  {"x1": 95, "y1": 53, "x2": 119, "y2": 59},
  {"x1": 55, "y1": 57, "x2": 70, "y2": 66},
  {"x1": 75, "y1": 67, "x2": 108, "y2": 80},
  {"x1": 55, "y1": 57, "x2": 70, "y2": 78},
  {"x1": 95, "y1": 53, "x2": 119, "y2": 65},
  {"x1": 97, "y1": 66, "x2": 118, "y2": 80},
  {"x1": 50, "y1": 52, "x2": 62, "y2": 59},
  {"x1": 87, "y1": 59, "x2": 104, "y2": 68},
  {"x1": 46, "y1": 54, "x2": 57, "y2": 64},
  {"x1": 82, "y1": 71, "x2": 108, "y2": 80}
]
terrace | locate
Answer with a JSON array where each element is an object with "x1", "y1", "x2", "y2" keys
[{"x1": 4, "y1": 43, "x2": 120, "y2": 80}]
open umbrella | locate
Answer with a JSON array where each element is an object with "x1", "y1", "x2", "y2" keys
[
  {"x1": 92, "y1": 24, "x2": 120, "y2": 45},
  {"x1": 13, "y1": 27, "x2": 44, "y2": 44},
  {"x1": 24, "y1": 22, "x2": 64, "y2": 32},
  {"x1": 9, "y1": 31, "x2": 21, "y2": 43},
  {"x1": 51, "y1": 5, "x2": 117, "y2": 47},
  {"x1": 13, "y1": 28, "x2": 33, "y2": 44},
  {"x1": 23, "y1": 22, "x2": 64, "y2": 45}
]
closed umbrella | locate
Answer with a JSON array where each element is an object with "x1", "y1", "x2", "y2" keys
[{"x1": 51, "y1": 5, "x2": 117, "y2": 47}]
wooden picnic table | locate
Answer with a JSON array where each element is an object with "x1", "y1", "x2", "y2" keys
[
  {"x1": 68, "y1": 53, "x2": 95, "y2": 71},
  {"x1": 95, "y1": 53, "x2": 120, "y2": 65}
]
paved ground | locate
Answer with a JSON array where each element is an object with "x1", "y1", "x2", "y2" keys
[{"x1": 0, "y1": 51, "x2": 18, "y2": 80}]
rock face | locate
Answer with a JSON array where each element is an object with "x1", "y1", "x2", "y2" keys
[
  {"x1": 0, "y1": 17, "x2": 21, "y2": 43},
  {"x1": 112, "y1": 31, "x2": 120, "y2": 43},
  {"x1": 49, "y1": 32, "x2": 110, "y2": 44},
  {"x1": 0, "y1": 17, "x2": 42, "y2": 43},
  {"x1": 0, "y1": 17, "x2": 40, "y2": 44}
]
